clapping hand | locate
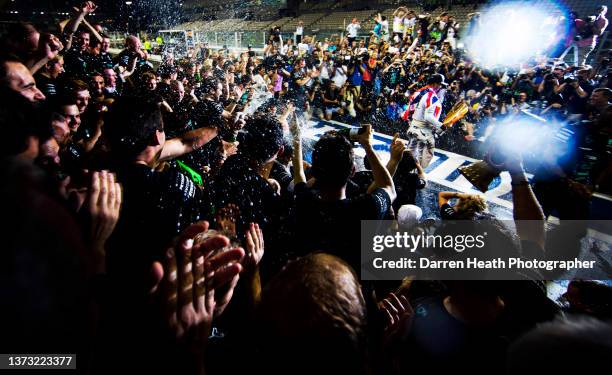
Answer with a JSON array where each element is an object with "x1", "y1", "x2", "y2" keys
[
  {"x1": 150, "y1": 222, "x2": 244, "y2": 343},
  {"x1": 243, "y1": 223, "x2": 264, "y2": 271},
  {"x1": 81, "y1": 171, "x2": 122, "y2": 274},
  {"x1": 380, "y1": 292, "x2": 413, "y2": 346}
]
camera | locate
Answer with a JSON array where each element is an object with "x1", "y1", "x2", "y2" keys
[
  {"x1": 499, "y1": 88, "x2": 514, "y2": 103},
  {"x1": 563, "y1": 74, "x2": 577, "y2": 84}
]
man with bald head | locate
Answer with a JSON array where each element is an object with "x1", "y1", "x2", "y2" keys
[{"x1": 115, "y1": 35, "x2": 149, "y2": 72}]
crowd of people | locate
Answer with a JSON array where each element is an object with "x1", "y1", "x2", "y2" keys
[{"x1": 1, "y1": 1, "x2": 612, "y2": 374}]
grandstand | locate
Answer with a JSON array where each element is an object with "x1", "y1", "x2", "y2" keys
[
  {"x1": 170, "y1": 0, "x2": 611, "y2": 66},
  {"x1": 279, "y1": 13, "x2": 326, "y2": 32},
  {"x1": 173, "y1": 0, "x2": 607, "y2": 34}
]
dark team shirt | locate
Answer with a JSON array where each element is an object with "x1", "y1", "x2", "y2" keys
[
  {"x1": 323, "y1": 86, "x2": 340, "y2": 108},
  {"x1": 115, "y1": 49, "x2": 147, "y2": 70},
  {"x1": 163, "y1": 98, "x2": 195, "y2": 138},
  {"x1": 399, "y1": 287, "x2": 557, "y2": 374},
  {"x1": 270, "y1": 161, "x2": 293, "y2": 195},
  {"x1": 290, "y1": 68, "x2": 307, "y2": 95},
  {"x1": 91, "y1": 52, "x2": 114, "y2": 73},
  {"x1": 157, "y1": 81, "x2": 172, "y2": 101},
  {"x1": 398, "y1": 296, "x2": 511, "y2": 374},
  {"x1": 34, "y1": 74, "x2": 58, "y2": 98},
  {"x1": 393, "y1": 172, "x2": 427, "y2": 210},
  {"x1": 180, "y1": 135, "x2": 222, "y2": 175},
  {"x1": 292, "y1": 182, "x2": 391, "y2": 268},
  {"x1": 214, "y1": 154, "x2": 282, "y2": 237},
  {"x1": 62, "y1": 48, "x2": 91, "y2": 79},
  {"x1": 108, "y1": 164, "x2": 207, "y2": 277}
]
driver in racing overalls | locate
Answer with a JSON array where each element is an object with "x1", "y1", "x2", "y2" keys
[{"x1": 405, "y1": 73, "x2": 447, "y2": 168}]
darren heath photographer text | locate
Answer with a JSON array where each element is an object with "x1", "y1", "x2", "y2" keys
[{"x1": 372, "y1": 257, "x2": 596, "y2": 271}]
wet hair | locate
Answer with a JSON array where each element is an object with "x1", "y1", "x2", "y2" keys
[
  {"x1": 311, "y1": 132, "x2": 354, "y2": 189},
  {"x1": 104, "y1": 96, "x2": 163, "y2": 160},
  {"x1": 190, "y1": 100, "x2": 224, "y2": 129},
  {"x1": 454, "y1": 194, "x2": 488, "y2": 219},
  {"x1": 507, "y1": 317, "x2": 612, "y2": 374},
  {"x1": 257, "y1": 253, "x2": 368, "y2": 375},
  {"x1": 49, "y1": 91, "x2": 78, "y2": 109},
  {"x1": 259, "y1": 97, "x2": 282, "y2": 114},
  {"x1": 200, "y1": 76, "x2": 220, "y2": 95},
  {"x1": 548, "y1": 93, "x2": 564, "y2": 104},
  {"x1": 158, "y1": 65, "x2": 177, "y2": 79},
  {"x1": 237, "y1": 114, "x2": 283, "y2": 164}
]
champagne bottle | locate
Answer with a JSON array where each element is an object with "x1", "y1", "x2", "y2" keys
[{"x1": 337, "y1": 125, "x2": 367, "y2": 142}]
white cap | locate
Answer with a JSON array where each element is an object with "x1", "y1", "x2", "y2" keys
[{"x1": 397, "y1": 204, "x2": 423, "y2": 228}]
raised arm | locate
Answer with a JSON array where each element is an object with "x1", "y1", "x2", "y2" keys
[
  {"x1": 160, "y1": 127, "x2": 219, "y2": 161},
  {"x1": 27, "y1": 33, "x2": 64, "y2": 74},
  {"x1": 64, "y1": 2, "x2": 97, "y2": 40},
  {"x1": 506, "y1": 157, "x2": 545, "y2": 250},
  {"x1": 291, "y1": 113, "x2": 307, "y2": 185},
  {"x1": 359, "y1": 125, "x2": 396, "y2": 201},
  {"x1": 438, "y1": 191, "x2": 459, "y2": 207},
  {"x1": 75, "y1": 12, "x2": 104, "y2": 43},
  {"x1": 384, "y1": 133, "x2": 405, "y2": 177}
]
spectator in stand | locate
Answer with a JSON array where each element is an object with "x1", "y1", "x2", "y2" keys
[
  {"x1": 346, "y1": 18, "x2": 361, "y2": 47},
  {"x1": 296, "y1": 20, "x2": 304, "y2": 44}
]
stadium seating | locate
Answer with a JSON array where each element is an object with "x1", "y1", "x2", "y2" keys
[
  {"x1": 280, "y1": 13, "x2": 326, "y2": 32},
  {"x1": 173, "y1": 0, "x2": 609, "y2": 37}
]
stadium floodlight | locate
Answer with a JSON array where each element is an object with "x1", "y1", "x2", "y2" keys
[{"x1": 464, "y1": 0, "x2": 566, "y2": 69}]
